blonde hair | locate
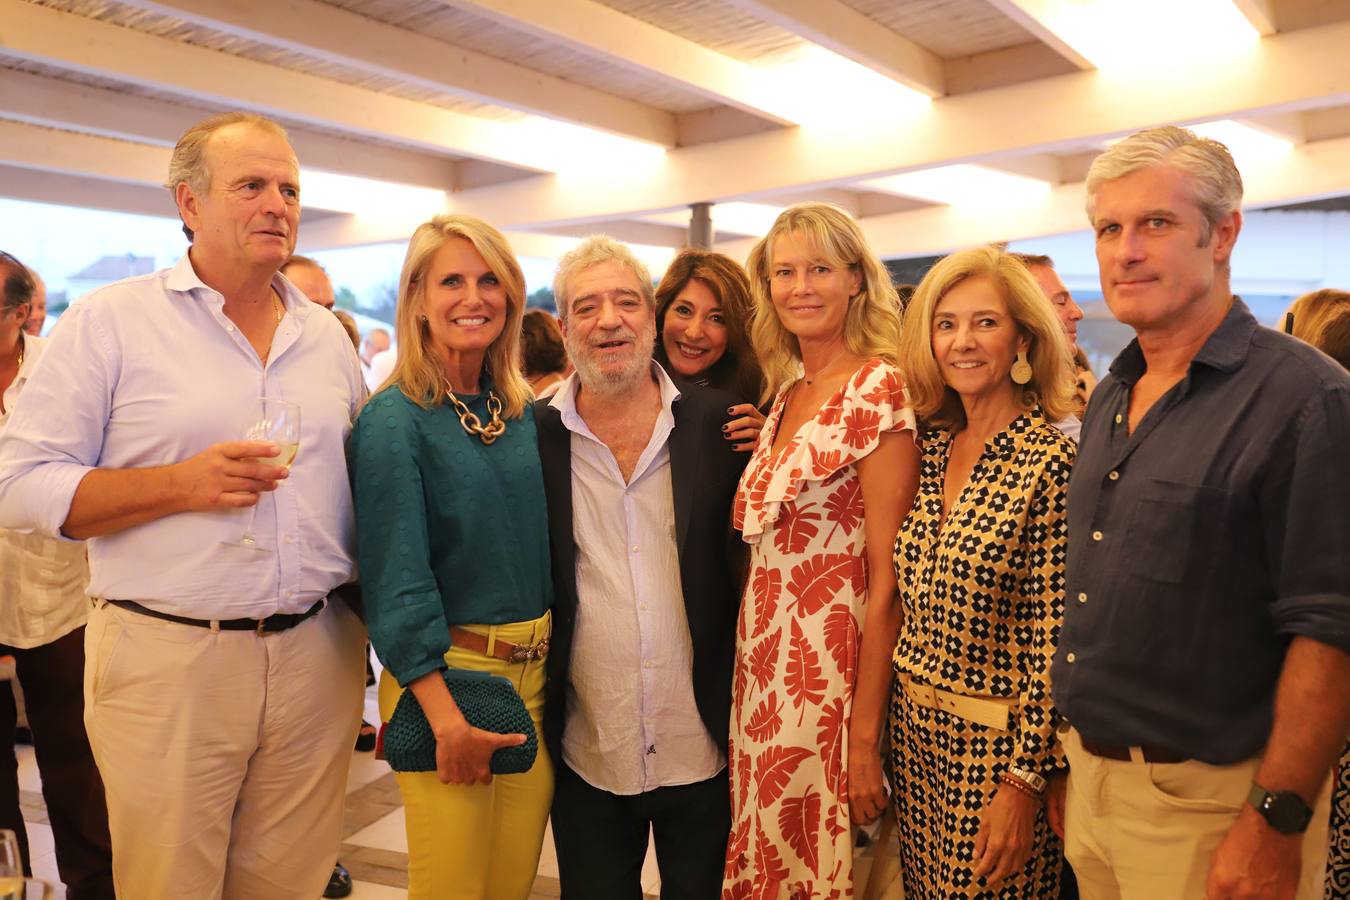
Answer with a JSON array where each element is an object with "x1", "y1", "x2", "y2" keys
[
  {"x1": 745, "y1": 203, "x2": 900, "y2": 404},
  {"x1": 1288, "y1": 289, "x2": 1350, "y2": 371},
  {"x1": 553, "y1": 235, "x2": 654, "y2": 320},
  {"x1": 899, "y1": 245, "x2": 1075, "y2": 430},
  {"x1": 383, "y1": 215, "x2": 531, "y2": 418},
  {"x1": 164, "y1": 112, "x2": 291, "y2": 241},
  {"x1": 1086, "y1": 125, "x2": 1242, "y2": 244}
]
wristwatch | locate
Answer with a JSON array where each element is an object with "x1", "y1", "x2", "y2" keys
[{"x1": 1247, "y1": 783, "x2": 1313, "y2": 835}]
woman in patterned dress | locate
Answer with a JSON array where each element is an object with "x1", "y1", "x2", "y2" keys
[
  {"x1": 1283, "y1": 288, "x2": 1350, "y2": 899},
  {"x1": 723, "y1": 203, "x2": 920, "y2": 899},
  {"x1": 890, "y1": 246, "x2": 1077, "y2": 898}
]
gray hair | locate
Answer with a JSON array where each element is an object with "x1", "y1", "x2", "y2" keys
[
  {"x1": 1086, "y1": 125, "x2": 1242, "y2": 243},
  {"x1": 165, "y1": 112, "x2": 291, "y2": 240},
  {"x1": 552, "y1": 235, "x2": 655, "y2": 320}
]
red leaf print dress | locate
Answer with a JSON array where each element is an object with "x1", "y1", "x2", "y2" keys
[{"x1": 724, "y1": 360, "x2": 916, "y2": 900}]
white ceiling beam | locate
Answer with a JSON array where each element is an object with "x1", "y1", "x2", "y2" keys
[
  {"x1": 715, "y1": 133, "x2": 1350, "y2": 261},
  {"x1": 112, "y1": 0, "x2": 675, "y2": 146},
  {"x1": 438, "y1": 0, "x2": 800, "y2": 125},
  {"x1": 1232, "y1": 0, "x2": 1278, "y2": 35},
  {"x1": 294, "y1": 17, "x2": 1350, "y2": 246},
  {"x1": 720, "y1": 0, "x2": 945, "y2": 96},
  {"x1": 0, "y1": 120, "x2": 169, "y2": 187},
  {"x1": 0, "y1": 69, "x2": 459, "y2": 189},
  {"x1": 983, "y1": 1, "x2": 1095, "y2": 70},
  {"x1": 0, "y1": 0, "x2": 583, "y2": 173},
  {"x1": 0, "y1": 163, "x2": 177, "y2": 220}
]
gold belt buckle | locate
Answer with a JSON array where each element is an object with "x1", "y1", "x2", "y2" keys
[{"x1": 508, "y1": 639, "x2": 549, "y2": 663}]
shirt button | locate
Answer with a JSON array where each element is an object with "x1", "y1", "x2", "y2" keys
[
  {"x1": 1108, "y1": 471, "x2": 1120, "y2": 481},
  {"x1": 643, "y1": 660, "x2": 653, "y2": 669},
  {"x1": 284, "y1": 535, "x2": 294, "y2": 544},
  {"x1": 1066, "y1": 652, "x2": 1077, "y2": 663},
  {"x1": 1114, "y1": 413, "x2": 1123, "y2": 424},
  {"x1": 1077, "y1": 592, "x2": 1087, "y2": 604},
  {"x1": 639, "y1": 603, "x2": 648, "y2": 611},
  {"x1": 630, "y1": 545, "x2": 639, "y2": 553},
  {"x1": 1092, "y1": 531, "x2": 1103, "y2": 541}
]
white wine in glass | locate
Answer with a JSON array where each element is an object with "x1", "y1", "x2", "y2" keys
[
  {"x1": 0, "y1": 879, "x2": 53, "y2": 900},
  {"x1": 239, "y1": 397, "x2": 301, "y2": 546},
  {"x1": 0, "y1": 830, "x2": 23, "y2": 898}
]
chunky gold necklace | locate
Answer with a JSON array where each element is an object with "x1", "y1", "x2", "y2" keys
[{"x1": 446, "y1": 387, "x2": 506, "y2": 445}]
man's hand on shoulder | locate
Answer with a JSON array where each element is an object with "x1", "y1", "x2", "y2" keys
[
  {"x1": 1204, "y1": 806, "x2": 1302, "y2": 900},
  {"x1": 170, "y1": 440, "x2": 289, "y2": 512}
]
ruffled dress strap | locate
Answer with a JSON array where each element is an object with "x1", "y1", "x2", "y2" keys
[{"x1": 735, "y1": 358, "x2": 916, "y2": 545}]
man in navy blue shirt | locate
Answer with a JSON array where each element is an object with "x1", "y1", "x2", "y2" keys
[{"x1": 1051, "y1": 126, "x2": 1350, "y2": 899}]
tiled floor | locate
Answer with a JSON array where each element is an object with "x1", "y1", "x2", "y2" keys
[{"x1": 15, "y1": 673, "x2": 900, "y2": 899}]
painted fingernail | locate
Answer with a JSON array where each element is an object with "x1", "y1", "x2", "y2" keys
[{"x1": 727, "y1": 406, "x2": 736, "y2": 414}]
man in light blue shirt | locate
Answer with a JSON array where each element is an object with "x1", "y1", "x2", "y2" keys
[{"x1": 0, "y1": 112, "x2": 367, "y2": 900}]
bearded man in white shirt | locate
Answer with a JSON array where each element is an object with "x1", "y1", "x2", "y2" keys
[
  {"x1": 0, "y1": 113, "x2": 367, "y2": 900},
  {"x1": 534, "y1": 236, "x2": 748, "y2": 899}
]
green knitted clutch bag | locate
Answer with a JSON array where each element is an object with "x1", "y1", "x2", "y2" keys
[{"x1": 384, "y1": 668, "x2": 538, "y2": 775}]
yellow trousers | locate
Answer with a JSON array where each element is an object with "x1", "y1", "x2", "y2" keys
[{"x1": 378, "y1": 611, "x2": 554, "y2": 900}]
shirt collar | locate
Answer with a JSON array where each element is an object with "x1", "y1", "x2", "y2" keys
[
  {"x1": 164, "y1": 252, "x2": 314, "y2": 324},
  {"x1": 551, "y1": 361, "x2": 682, "y2": 435},
  {"x1": 1108, "y1": 296, "x2": 1256, "y2": 384}
]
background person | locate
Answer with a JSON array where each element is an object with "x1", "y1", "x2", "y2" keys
[
  {"x1": 1012, "y1": 253, "x2": 1089, "y2": 438},
  {"x1": 22, "y1": 270, "x2": 45, "y2": 338},
  {"x1": 652, "y1": 248, "x2": 765, "y2": 451},
  {"x1": 0, "y1": 251, "x2": 113, "y2": 900},
  {"x1": 281, "y1": 254, "x2": 335, "y2": 309},
  {"x1": 726, "y1": 203, "x2": 919, "y2": 898},
  {"x1": 348, "y1": 214, "x2": 553, "y2": 900},
  {"x1": 1052, "y1": 125, "x2": 1350, "y2": 900},
  {"x1": 520, "y1": 308, "x2": 568, "y2": 397},
  {"x1": 893, "y1": 246, "x2": 1076, "y2": 896},
  {"x1": 360, "y1": 327, "x2": 391, "y2": 389}
]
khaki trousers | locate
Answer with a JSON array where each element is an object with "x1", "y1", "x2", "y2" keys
[
  {"x1": 1063, "y1": 726, "x2": 1330, "y2": 899},
  {"x1": 84, "y1": 598, "x2": 367, "y2": 900}
]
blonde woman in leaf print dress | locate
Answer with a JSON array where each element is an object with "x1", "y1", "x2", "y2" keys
[{"x1": 723, "y1": 203, "x2": 920, "y2": 900}]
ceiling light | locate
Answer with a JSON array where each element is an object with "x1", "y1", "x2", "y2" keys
[
  {"x1": 300, "y1": 169, "x2": 446, "y2": 220},
  {"x1": 861, "y1": 165, "x2": 1052, "y2": 207},
  {"x1": 1188, "y1": 120, "x2": 1293, "y2": 163},
  {"x1": 760, "y1": 45, "x2": 930, "y2": 123},
  {"x1": 1026, "y1": 0, "x2": 1259, "y2": 70}
]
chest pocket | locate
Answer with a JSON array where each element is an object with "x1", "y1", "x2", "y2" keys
[{"x1": 1123, "y1": 479, "x2": 1228, "y2": 585}]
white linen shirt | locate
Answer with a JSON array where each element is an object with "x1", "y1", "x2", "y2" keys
[
  {"x1": 0, "y1": 334, "x2": 89, "y2": 648},
  {"x1": 0, "y1": 254, "x2": 366, "y2": 619},
  {"x1": 551, "y1": 365, "x2": 724, "y2": 796}
]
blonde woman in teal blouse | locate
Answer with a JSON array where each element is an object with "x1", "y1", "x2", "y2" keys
[{"x1": 348, "y1": 215, "x2": 553, "y2": 900}]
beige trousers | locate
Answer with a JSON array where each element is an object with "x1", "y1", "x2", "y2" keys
[
  {"x1": 1063, "y1": 726, "x2": 1330, "y2": 899},
  {"x1": 83, "y1": 598, "x2": 366, "y2": 900}
]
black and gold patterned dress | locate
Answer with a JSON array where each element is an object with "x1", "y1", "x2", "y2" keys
[
  {"x1": 1329, "y1": 744, "x2": 1350, "y2": 900},
  {"x1": 889, "y1": 411, "x2": 1073, "y2": 899}
]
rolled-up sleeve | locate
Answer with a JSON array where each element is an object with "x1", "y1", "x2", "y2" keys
[
  {"x1": 1014, "y1": 451, "x2": 1073, "y2": 775},
  {"x1": 1265, "y1": 383, "x2": 1350, "y2": 654},
  {"x1": 347, "y1": 393, "x2": 451, "y2": 687},
  {"x1": 0, "y1": 303, "x2": 115, "y2": 538}
]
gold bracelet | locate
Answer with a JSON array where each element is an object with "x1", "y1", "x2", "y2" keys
[{"x1": 999, "y1": 772, "x2": 1043, "y2": 800}]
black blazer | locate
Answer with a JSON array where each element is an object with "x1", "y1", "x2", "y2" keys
[{"x1": 535, "y1": 383, "x2": 749, "y2": 766}]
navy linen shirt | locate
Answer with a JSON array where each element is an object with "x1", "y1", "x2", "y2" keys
[{"x1": 1052, "y1": 299, "x2": 1350, "y2": 764}]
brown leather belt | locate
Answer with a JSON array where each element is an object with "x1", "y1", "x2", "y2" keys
[
  {"x1": 105, "y1": 598, "x2": 325, "y2": 635},
  {"x1": 1080, "y1": 739, "x2": 1188, "y2": 765},
  {"x1": 450, "y1": 626, "x2": 549, "y2": 663}
]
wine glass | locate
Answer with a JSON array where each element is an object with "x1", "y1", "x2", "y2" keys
[
  {"x1": 0, "y1": 880, "x2": 53, "y2": 900},
  {"x1": 239, "y1": 397, "x2": 301, "y2": 546},
  {"x1": 0, "y1": 830, "x2": 23, "y2": 898}
]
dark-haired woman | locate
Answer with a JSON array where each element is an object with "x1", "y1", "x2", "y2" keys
[{"x1": 654, "y1": 249, "x2": 765, "y2": 451}]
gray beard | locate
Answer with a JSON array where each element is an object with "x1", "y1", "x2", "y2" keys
[{"x1": 567, "y1": 321, "x2": 656, "y2": 398}]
